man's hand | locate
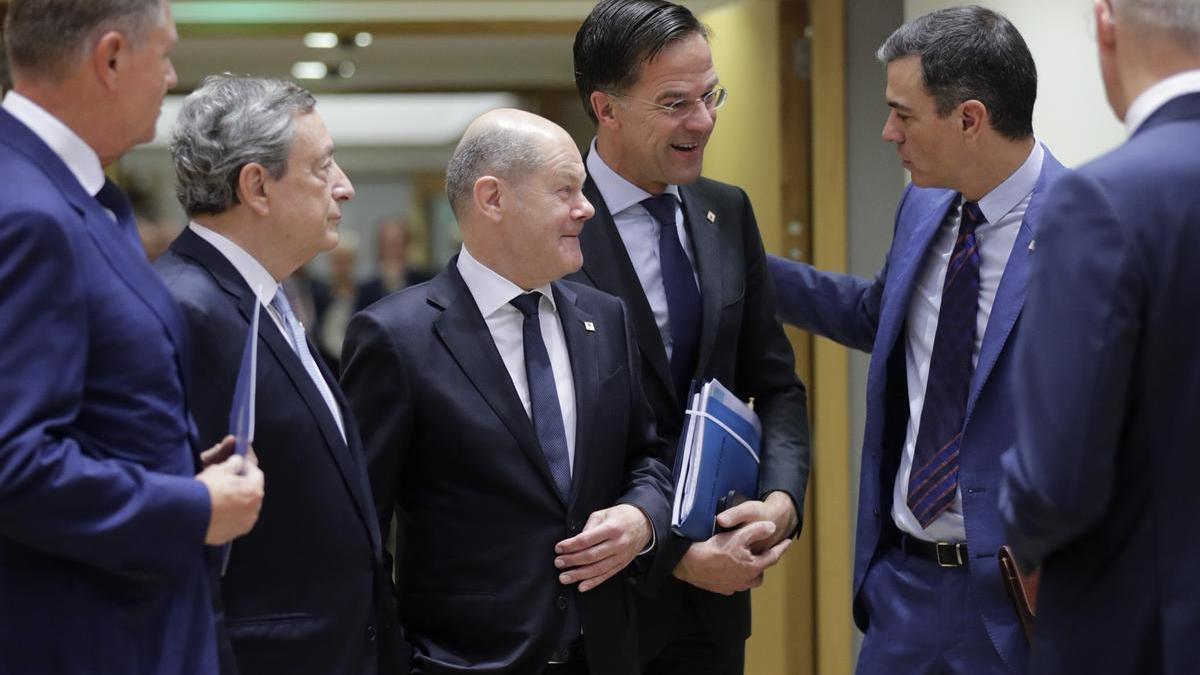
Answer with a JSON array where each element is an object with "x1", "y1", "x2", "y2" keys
[
  {"x1": 716, "y1": 491, "x2": 799, "y2": 551},
  {"x1": 200, "y1": 435, "x2": 259, "y2": 469},
  {"x1": 554, "y1": 504, "x2": 652, "y2": 592},
  {"x1": 196, "y1": 452, "x2": 264, "y2": 545},
  {"x1": 672, "y1": 520, "x2": 791, "y2": 595}
]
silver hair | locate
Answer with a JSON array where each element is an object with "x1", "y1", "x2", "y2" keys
[
  {"x1": 169, "y1": 74, "x2": 316, "y2": 216},
  {"x1": 4, "y1": 0, "x2": 164, "y2": 80},
  {"x1": 444, "y1": 123, "x2": 545, "y2": 218},
  {"x1": 1115, "y1": 0, "x2": 1200, "y2": 47}
]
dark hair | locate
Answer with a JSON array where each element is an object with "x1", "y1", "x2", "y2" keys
[
  {"x1": 573, "y1": 0, "x2": 709, "y2": 124},
  {"x1": 4, "y1": 0, "x2": 163, "y2": 81},
  {"x1": 877, "y1": 5, "x2": 1036, "y2": 140}
]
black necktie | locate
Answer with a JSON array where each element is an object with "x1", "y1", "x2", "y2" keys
[
  {"x1": 641, "y1": 193, "x2": 701, "y2": 406},
  {"x1": 94, "y1": 179, "x2": 142, "y2": 251},
  {"x1": 907, "y1": 200, "x2": 984, "y2": 527}
]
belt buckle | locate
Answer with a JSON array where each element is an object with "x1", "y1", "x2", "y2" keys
[{"x1": 935, "y1": 542, "x2": 963, "y2": 568}]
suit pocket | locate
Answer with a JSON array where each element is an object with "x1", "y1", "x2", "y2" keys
[{"x1": 226, "y1": 612, "x2": 321, "y2": 640}]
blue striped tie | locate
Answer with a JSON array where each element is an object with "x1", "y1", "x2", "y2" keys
[{"x1": 907, "y1": 200, "x2": 983, "y2": 528}]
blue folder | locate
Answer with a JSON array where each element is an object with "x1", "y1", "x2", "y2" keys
[{"x1": 671, "y1": 379, "x2": 761, "y2": 541}]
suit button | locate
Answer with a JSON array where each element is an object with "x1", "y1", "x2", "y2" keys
[
  {"x1": 556, "y1": 595, "x2": 569, "y2": 610},
  {"x1": 873, "y1": 508, "x2": 879, "y2": 518},
  {"x1": 568, "y1": 519, "x2": 579, "y2": 532},
  {"x1": 366, "y1": 624, "x2": 377, "y2": 642}
]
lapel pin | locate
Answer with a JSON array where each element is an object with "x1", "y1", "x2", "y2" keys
[
  {"x1": 583, "y1": 321, "x2": 595, "y2": 332},
  {"x1": 1028, "y1": 239, "x2": 1036, "y2": 253},
  {"x1": 706, "y1": 210, "x2": 716, "y2": 223}
]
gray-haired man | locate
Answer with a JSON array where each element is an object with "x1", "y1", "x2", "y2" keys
[{"x1": 155, "y1": 74, "x2": 407, "y2": 675}]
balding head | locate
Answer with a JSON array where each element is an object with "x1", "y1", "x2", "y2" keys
[{"x1": 444, "y1": 108, "x2": 594, "y2": 290}]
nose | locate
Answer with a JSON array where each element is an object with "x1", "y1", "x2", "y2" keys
[
  {"x1": 166, "y1": 60, "x2": 178, "y2": 90},
  {"x1": 332, "y1": 161, "x2": 355, "y2": 201},
  {"x1": 683, "y1": 99, "x2": 716, "y2": 132},
  {"x1": 881, "y1": 111, "x2": 902, "y2": 144},
  {"x1": 575, "y1": 194, "x2": 595, "y2": 221}
]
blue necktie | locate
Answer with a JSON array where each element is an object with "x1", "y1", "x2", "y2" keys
[
  {"x1": 509, "y1": 292, "x2": 572, "y2": 500},
  {"x1": 907, "y1": 200, "x2": 984, "y2": 528},
  {"x1": 509, "y1": 292, "x2": 580, "y2": 649},
  {"x1": 94, "y1": 179, "x2": 142, "y2": 251},
  {"x1": 641, "y1": 193, "x2": 701, "y2": 406},
  {"x1": 270, "y1": 289, "x2": 346, "y2": 441}
]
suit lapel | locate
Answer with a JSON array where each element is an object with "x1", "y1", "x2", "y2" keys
[
  {"x1": 579, "y1": 177, "x2": 676, "y2": 406},
  {"x1": 553, "y1": 282, "x2": 597, "y2": 510},
  {"x1": 429, "y1": 264, "x2": 566, "y2": 505},
  {"x1": 679, "y1": 184, "x2": 724, "y2": 380}
]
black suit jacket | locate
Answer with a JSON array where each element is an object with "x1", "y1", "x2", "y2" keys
[
  {"x1": 340, "y1": 260, "x2": 673, "y2": 675},
  {"x1": 566, "y1": 174, "x2": 811, "y2": 652},
  {"x1": 155, "y1": 229, "x2": 405, "y2": 675}
]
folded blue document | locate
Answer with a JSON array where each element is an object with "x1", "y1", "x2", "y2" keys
[{"x1": 671, "y1": 379, "x2": 761, "y2": 541}]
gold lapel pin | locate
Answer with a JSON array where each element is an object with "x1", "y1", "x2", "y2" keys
[
  {"x1": 706, "y1": 210, "x2": 716, "y2": 223},
  {"x1": 1028, "y1": 239, "x2": 1036, "y2": 253},
  {"x1": 583, "y1": 321, "x2": 595, "y2": 332}
]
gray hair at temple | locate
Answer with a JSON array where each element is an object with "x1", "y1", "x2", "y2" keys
[
  {"x1": 4, "y1": 0, "x2": 165, "y2": 80},
  {"x1": 444, "y1": 121, "x2": 543, "y2": 219},
  {"x1": 169, "y1": 74, "x2": 316, "y2": 217},
  {"x1": 1113, "y1": 0, "x2": 1200, "y2": 47}
]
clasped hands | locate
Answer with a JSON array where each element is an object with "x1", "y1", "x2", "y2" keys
[{"x1": 673, "y1": 491, "x2": 796, "y2": 595}]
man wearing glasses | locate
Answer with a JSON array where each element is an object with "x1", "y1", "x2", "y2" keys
[{"x1": 568, "y1": 1, "x2": 811, "y2": 673}]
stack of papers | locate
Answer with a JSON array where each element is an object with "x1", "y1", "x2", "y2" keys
[{"x1": 671, "y1": 379, "x2": 762, "y2": 541}]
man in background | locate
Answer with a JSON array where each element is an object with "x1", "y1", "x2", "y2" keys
[
  {"x1": 1001, "y1": 1, "x2": 1200, "y2": 672},
  {"x1": 0, "y1": 2, "x2": 263, "y2": 672},
  {"x1": 769, "y1": 7, "x2": 1065, "y2": 673}
]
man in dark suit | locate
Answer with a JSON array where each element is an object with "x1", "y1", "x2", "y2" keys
[
  {"x1": 0, "y1": 2, "x2": 263, "y2": 673},
  {"x1": 567, "y1": 2, "x2": 809, "y2": 672},
  {"x1": 768, "y1": 7, "x2": 1064, "y2": 674},
  {"x1": 1001, "y1": 1, "x2": 1200, "y2": 672},
  {"x1": 341, "y1": 108, "x2": 673, "y2": 675},
  {"x1": 154, "y1": 75, "x2": 404, "y2": 675}
]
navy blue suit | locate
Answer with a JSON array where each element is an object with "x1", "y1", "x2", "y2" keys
[
  {"x1": 156, "y1": 228, "x2": 407, "y2": 675},
  {"x1": 1001, "y1": 93, "x2": 1200, "y2": 674},
  {"x1": 0, "y1": 108, "x2": 217, "y2": 673},
  {"x1": 769, "y1": 147, "x2": 1067, "y2": 673},
  {"x1": 341, "y1": 261, "x2": 673, "y2": 674}
]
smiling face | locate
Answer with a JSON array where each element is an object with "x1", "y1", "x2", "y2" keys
[
  {"x1": 881, "y1": 55, "x2": 969, "y2": 191},
  {"x1": 596, "y1": 33, "x2": 718, "y2": 194}
]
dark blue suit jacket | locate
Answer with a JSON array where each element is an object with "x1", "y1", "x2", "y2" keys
[
  {"x1": 340, "y1": 261, "x2": 673, "y2": 674},
  {"x1": 0, "y1": 108, "x2": 216, "y2": 673},
  {"x1": 1001, "y1": 93, "x2": 1200, "y2": 674},
  {"x1": 769, "y1": 146, "x2": 1067, "y2": 672},
  {"x1": 156, "y1": 228, "x2": 407, "y2": 675}
]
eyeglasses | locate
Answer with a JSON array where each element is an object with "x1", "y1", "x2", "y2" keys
[{"x1": 608, "y1": 85, "x2": 729, "y2": 119}]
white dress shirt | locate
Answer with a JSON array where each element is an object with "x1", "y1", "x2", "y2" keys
[
  {"x1": 456, "y1": 246, "x2": 578, "y2": 472},
  {"x1": 894, "y1": 142, "x2": 1044, "y2": 543},
  {"x1": 1124, "y1": 69, "x2": 1200, "y2": 136},
  {"x1": 189, "y1": 222, "x2": 347, "y2": 439},
  {"x1": 587, "y1": 139, "x2": 698, "y2": 360},
  {"x1": 3, "y1": 91, "x2": 105, "y2": 198}
]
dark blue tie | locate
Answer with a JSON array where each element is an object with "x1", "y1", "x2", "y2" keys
[
  {"x1": 94, "y1": 179, "x2": 143, "y2": 251},
  {"x1": 641, "y1": 193, "x2": 701, "y2": 406},
  {"x1": 907, "y1": 200, "x2": 984, "y2": 528},
  {"x1": 509, "y1": 292, "x2": 572, "y2": 500}
]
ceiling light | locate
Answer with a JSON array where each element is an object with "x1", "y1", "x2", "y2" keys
[
  {"x1": 337, "y1": 61, "x2": 357, "y2": 78},
  {"x1": 354, "y1": 32, "x2": 374, "y2": 48},
  {"x1": 292, "y1": 61, "x2": 329, "y2": 79},
  {"x1": 303, "y1": 32, "x2": 339, "y2": 49}
]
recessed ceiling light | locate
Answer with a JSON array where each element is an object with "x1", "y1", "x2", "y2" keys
[
  {"x1": 292, "y1": 61, "x2": 328, "y2": 79},
  {"x1": 303, "y1": 32, "x2": 339, "y2": 49},
  {"x1": 354, "y1": 32, "x2": 373, "y2": 48},
  {"x1": 337, "y1": 61, "x2": 357, "y2": 79}
]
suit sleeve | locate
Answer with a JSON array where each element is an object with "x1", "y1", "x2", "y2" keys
[
  {"x1": 766, "y1": 254, "x2": 885, "y2": 353},
  {"x1": 999, "y1": 171, "x2": 1142, "y2": 568},
  {"x1": 340, "y1": 309, "x2": 413, "y2": 587},
  {"x1": 0, "y1": 209, "x2": 210, "y2": 581}
]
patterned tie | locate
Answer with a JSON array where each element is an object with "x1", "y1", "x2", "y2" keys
[
  {"x1": 641, "y1": 193, "x2": 701, "y2": 406},
  {"x1": 270, "y1": 288, "x2": 346, "y2": 441},
  {"x1": 907, "y1": 200, "x2": 984, "y2": 528},
  {"x1": 509, "y1": 292, "x2": 573, "y2": 500}
]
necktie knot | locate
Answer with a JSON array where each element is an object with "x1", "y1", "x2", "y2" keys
[
  {"x1": 270, "y1": 288, "x2": 295, "y2": 319},
  {"x1": 961, "y1": 201, "x2": 985, "y2": 232},
  {"x1": 641, "y1": 193, "x2": 678, "y2": 229},
  {"x1": 509, "y1": 292, "x2": 542, "y2": 318}
]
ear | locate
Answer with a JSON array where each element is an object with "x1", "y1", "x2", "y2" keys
[
  {"x1": 1096, "y1": 0, "x2": 1117, "y2": 50},
  {"x1": 473, "y1": 175, "x2": 504, "y2": 222},
  {"x1": 91, "y1": 30, "x2": 125, "y2": 90},
  {"x1": 959, "y1": 99, "x2": 987, "y2": 139},
  {"x1": 237, "y1": 163, "x2": 272, "y2": 217},
  {"x1": 591, "y1": 90, "x2": 620, "y2": 130}
]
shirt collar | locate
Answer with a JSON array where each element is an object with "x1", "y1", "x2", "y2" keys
[
  {"x1": 2, "y1": 90, "x2": 106, "y2": 197},
  {"x1": 586, "y1": 138, "x2": 682, "y2": 215},
  {"x1": 456, "y1": 245, "x2": 557, "y2": 319},
  {"x1": 1124, "y1": 69, "x2": 1200, "y2": 136},
  {"x1": 975, "y1": 141, "x2": 1044, "y2": 225},
  {"x1": 189, "y1": 221, "x2": 279, "y2": 306}
]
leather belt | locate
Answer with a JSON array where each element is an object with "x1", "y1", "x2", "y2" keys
[
  {"x1": 899, "y1": 534, "x2": 968, "y2": 568},
  {"x1": 547, "y1": 638, "x2": 586, "y2": 665}
]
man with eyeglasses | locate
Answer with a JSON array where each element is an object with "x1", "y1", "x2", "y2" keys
[{"x1": 568, "y1": 1, "x2": 811, "y2": 673}]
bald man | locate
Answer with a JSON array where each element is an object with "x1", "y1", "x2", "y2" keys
[{"x1": 340, "y1": 109, "x2": 673, "y2": 675}]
